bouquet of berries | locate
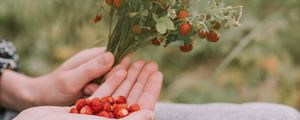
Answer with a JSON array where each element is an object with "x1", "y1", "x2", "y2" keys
[{"x1": 93, "y1": 0, "x2": 242, "y2": 63}]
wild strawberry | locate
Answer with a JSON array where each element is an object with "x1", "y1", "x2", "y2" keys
[
  {"x1": 106, "y1": 96, "x2": 115, "y2": 104},
  {"x1": 207, "y1": 30, "x2": 220, "y2": 42},
  {"x1": 114, "y1": 108, "x2": 129, "y2": 118},
  {"x1": 116, "y1": 96, "x2": 127, "y2": 104},
  {"x1": 106, "y1": 0, "x2": 113, "y2": 5},
  {"x1": 179, "y1": 22, "x2": 193, "y2": 36},
  {"x1": 75, "y1": 99, "x2": 87, "y2": 110},
  {"x1": 113, "y1": 103, "x2": 128, "y2": 110},
  {"x1": 177, "y1": 9, "x2": 189, "y2": 20},
  {"x1": 97, "y1": 111, "x2": 111, "y2": 118},
  {"x1": 91, "y1": 98, "x2": 103, "y2": 113},
  {"x1": 129, "y1": 104, "x2": 141, "y2": 112},
  {"x1": 80, "y1": 106, "x2": 93, "y2": 115},
  {"x1": 108, "y1": 112, "x2": 115, "y2": 118},
  {"x1": 211, "y1": 21, "x2": 221, "y2": 30},
  {"x1": 198, "y1": 30, "x2": 208, "y2": 39},
  {"x1": 70, "y1": 107, "x2": 79, "y2": 114},
  {"x1": 103, "y1": 102, "x2": 114, "y2": 112},
  {"x1": 132, "y1": 25, "x2": 142, "y2": 34},
  {"x1": 152, "y1": 39, "x2": 161, "y2": 46},
  {"x1": 92, "y1": 14, "x2": 102, "y2": 23},
  {"x1": 180, "y1": 44, "x2": 193, "y2": 52},
  {"x1": 113, "y1": 0, "x2": 122, "y2": 9}
]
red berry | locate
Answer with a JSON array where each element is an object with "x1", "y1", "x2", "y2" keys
[
  {"x1": 106, "y1": 0, "x2": 113, "y2": 5},
  {"x1": 106, "y1": 96, "x2": 115, "y2": 104},
  {"x1": 207, "y1": 31, "x2": 220, "y2": 42},
  {"x1": 114, "y1": 108, "x2": 129, "y2": 118},
  {"x1": 103, "y1": 102, "x2": 114, "y2": 112},
  {"x1": 108, "y1": 112, "x2": 115, "y2": 118},
  {"x1": 92, "y1": 14, "x2": 102, "y2": 23},
  {"x1": 70, "y1": 107, "x2": 79, "y2": 114},
  {"x1": 129, "y1": 103, "x2": 141, "y2": 112},
  {"x1": 75, "y1": 99, "x2": 87, "y2": 111},
  {"x1": 91, "y1": 98, "x2": 103, "y2": 113},
  {"x1": 211, "y1": 21, "x2": 221, "y2": 30},
  {"x1": 180, "y1": 44, "x2": 193, "y2": 52},
  {"x1": 116, "y1": 96, "x2": 127, "y2": 104},
  {"x1": 198, "y1": 30, "x2": 208, "y2": 39},
  {"x1": 97, "y1": 111, "x2": 111, "y2": 118},
  {"x1": 80, "y1": 106, "x2": 93, "y2": 115},
  {"x1": 179, "y1": 22, "x2": 193, "y2": 36},
  {"x1": 177, "y1": 9, "x2": 189, "y2": 20},
  {"x1": 113, "y1": 103, "x2": 128, "y2": 110},
  {"x1": 152, "y1": 39, "x2": 161, "y2": 46},
  {"x1": 113, "y1": 0, "x2": 122, "y2": 9}
]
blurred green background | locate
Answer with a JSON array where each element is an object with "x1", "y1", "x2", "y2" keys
[{"x1": 1, "y1": 0, "x2": 300, "y2": 110}]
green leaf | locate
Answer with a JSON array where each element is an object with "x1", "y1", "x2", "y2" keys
[
  {"x1": 160, "y1": 16, "x2": 175, "y2": 30},
  {"x1": 156, "y1": 22, "x2": 167, "y2": 34},
  {"x1": 152, "y1": 13, "x2": 159, "y2": 22}
]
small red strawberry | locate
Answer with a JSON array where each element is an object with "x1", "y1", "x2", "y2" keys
[
  {"x1": 211, "y1": 21, "x2": 221, "y2": 30},
  {"x1": 152, "y1": 39, "x2": 161, "y2": 46},
  {"x1": 179, "y1": 22, "x2": 193, "y2": 36},
  {"x1": 180, "y1": 44, "x2": 193, "y2": 52},
  {"x1": 207, "y1": 30, "x2": 220, "y2": 42},
  {"x1": 70, "y1": 107, "x2": 79, "y2": 114},
  {"x1": 129, "y1": 103, "x2": 141, "y2": 112},
  {"x1": 80, "y1": 106, "x2": 93, "y2": 115},
  {"x1": 198, "y1": 30, "x2": 208, "y2": 39},
  {"x1": 75, "y1": 99, "x2": 87, "y2": 111},
  {"x1": 91, "y1": 98, "x2": 103, "y2": 113},
  {"x1": 177, "y1": 9, "x2": 189, "y2": 20},
  {"x1": 113, "y1": 103, "x2": 128, "y2": 110},
  {"x1": 106, "y1": 96, "x2": 115, "y2": 105},
  {"x1": 103, "y1": 102, "x2": 114, "y2": 112},
  {"x1": 116, "y1": 96, "x2": 127, "y2": 104},
  {"x1": 114, "y1": 108, "x2": 129, "y2": 118},
  {"x1": 113, "y1": 0, "x2": 122, "y2": 9},
  {"x1": 92, "y1": 14, "x2": 102, "y2": 23},
  {"x1": 97, "y1": 111, "x2": 111, "y2": 118}
]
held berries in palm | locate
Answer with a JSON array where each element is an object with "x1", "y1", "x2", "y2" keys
[{"x1": 70, "y1": 96, "x2": 141, "y2": 119}]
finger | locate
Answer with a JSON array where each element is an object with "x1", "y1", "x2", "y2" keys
[
  {"x1": 105, "y1": 56, "x2": 131, "y2": 79},
  {"x1": 112, "y1": 61, "x2": 145, "y2": 97},
  {"x1": 65, "y1": 52, "x2": 114, "y2": 87},
  {"x1": 90, "y1": 70, "x2": 127, "y2": 98},
  {"x1": 122, "y1": 110, "x2": 154, "y2": 120},
  {"x1": 137, "y1": 72, "x2": 163, "y2": 111},
  {"x1": 83, "y1": 83, "x2": 100, "y2": 95},
  {"x1": 59, "y1": 48, "x2": 106, "y2": 70},
  {"x1": 127, "y1": 62, "x2": 158, "y2": 104}
]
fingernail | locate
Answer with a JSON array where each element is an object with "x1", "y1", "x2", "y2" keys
[{"x1": 84, "y1": 87, "x2": 93, "y2": 95}]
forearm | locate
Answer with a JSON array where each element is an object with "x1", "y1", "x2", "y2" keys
[{"x1": 0, "y1": 70, "x2": 36, "y2": 111}]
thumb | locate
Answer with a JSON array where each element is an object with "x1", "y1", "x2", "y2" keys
[
  {"x1": 123, "y1": 110, "x2": 155, "y2": 120},
  {"x1": 65, "y1": 52, "x2": 114, "y2": 87}
]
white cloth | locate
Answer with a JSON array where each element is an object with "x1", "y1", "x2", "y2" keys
[{"x1": 155, "y1": 103, "x2": 300, "y2": 120}]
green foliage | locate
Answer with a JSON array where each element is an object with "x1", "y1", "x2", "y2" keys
[{"x1": 1, "y1": 0, "x2": 300, "y2": 110}]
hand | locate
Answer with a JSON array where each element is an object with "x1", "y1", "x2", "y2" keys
[
  {"x1": 15, "y1": 59, "x2": 162, "y2": 120},
  {"x1": 87, "y1": 60, "x2": 163, "y2": 111},
  {"x1": 0, "y1": 48, "x2": 115, "y2": 111},
  {"x1": 14, "y1": 106, "x2": 154, "y2": 120}
]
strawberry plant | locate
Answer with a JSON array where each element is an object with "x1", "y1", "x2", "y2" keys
[{"x1": 93, "y1": 0, "x2": 243, "y2": 83}]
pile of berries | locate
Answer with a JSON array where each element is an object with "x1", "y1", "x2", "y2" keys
[{"x1": 70, "y1": 96, "x2": 141, "y2": 119}]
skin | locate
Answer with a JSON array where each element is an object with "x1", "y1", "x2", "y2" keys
[{"x1": 0, "y1": 48, "x2": 163, "y2": 120}]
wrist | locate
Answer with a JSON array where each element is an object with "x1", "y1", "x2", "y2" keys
[{"x1": 0, "y1": 70, "x2": 37, "y2": 111}]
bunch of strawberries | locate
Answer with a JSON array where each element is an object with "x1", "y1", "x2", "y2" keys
[
  {"x1": 90, "y1": 0, "x2": 242, "y2": 66},
  {"x1": 70, "y1": 96, "x2": 141, "y2": 119}
]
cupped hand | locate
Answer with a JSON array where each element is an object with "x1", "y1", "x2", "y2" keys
[{"x1": 14, "y1": 106, "x2": 154, "y2": 120}]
